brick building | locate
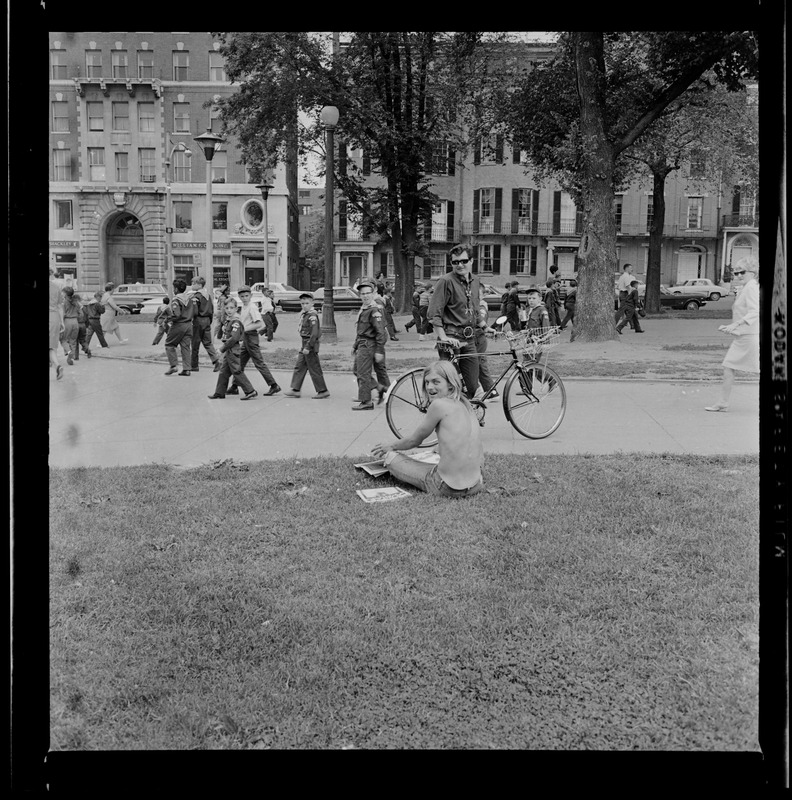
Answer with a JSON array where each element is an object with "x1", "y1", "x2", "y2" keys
[{"x1": 49, "y1": 32, "x2": 299, "y2": 292}]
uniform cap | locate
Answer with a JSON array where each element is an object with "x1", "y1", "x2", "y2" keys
[
  {"x1": 357, "y1": 280, "x2": 376, "y2": 291},
  {"x1": 525, "y1": 286, "x2": 542, "y2": 295},
  {"x1": 237, "y1": 285, "x2": 251, "y2": 294},
  {"x1": 299, "y1": 293, "x2": 314, "y2": 300}
]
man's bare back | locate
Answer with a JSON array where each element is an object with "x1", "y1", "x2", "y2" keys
[{"x1": 431, "y1": 396, "x2": 483, "y2": 489}]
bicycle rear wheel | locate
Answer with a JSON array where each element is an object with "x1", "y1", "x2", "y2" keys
[
  {"x1": 502, "y1": 363, "x2": 566, "y2": 439},
  {"x1": 385, "y1": 368, "x2": 438, "y2": 447}
]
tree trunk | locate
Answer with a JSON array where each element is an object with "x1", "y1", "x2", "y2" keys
[
  {"x1": 644, "y1": 168, "x2": 669, "y2": 313},
  {"x1": 570, "y1": 32, "x2": 618, "y2": 343}
]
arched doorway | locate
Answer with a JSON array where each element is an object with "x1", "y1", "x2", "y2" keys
[{"x1": 105, "y1": 211, "x2": 146, "y2": 285}]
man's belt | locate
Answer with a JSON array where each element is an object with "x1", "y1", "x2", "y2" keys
[{"x1": 444, "y1": 324, "x2": 476, "y2": 339}]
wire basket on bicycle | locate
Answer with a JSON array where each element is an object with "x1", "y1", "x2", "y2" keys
[{"x1": 505, "y1": 326, "x2": 562, "y2": 359}]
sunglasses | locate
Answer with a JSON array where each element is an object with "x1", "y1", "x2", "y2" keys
[
  {"x1": 732, "y1": 270, "x2": 747, "y2": 276},
  {"x1": 451, "y1": 258, "x2": 471, "y2": 265}
]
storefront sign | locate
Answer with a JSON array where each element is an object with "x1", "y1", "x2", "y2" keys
[
  {"x1": 50, "y1": 241, "x2": 79, "y2": 247},
  {"x1": 172, "y1": 242, "x2": 206, "y2": 248}
]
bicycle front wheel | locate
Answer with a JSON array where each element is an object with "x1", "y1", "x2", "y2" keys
[
  {"x1": 385, "y1": 368, "x2": 438, "y2": 447},
  {"x1": 503, "y1": 363, "x2": 566, "y2": 439}
]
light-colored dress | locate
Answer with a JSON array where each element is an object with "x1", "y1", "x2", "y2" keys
[
  {"x1": 49, "y1": 280, "x2": 63, "y2": 350},
  {"x1": 100, "y1": 291, "x2": 121, "y2": 334},
  {"x1": 722, "y1": 278, "x2": 759, "y2": 373}
]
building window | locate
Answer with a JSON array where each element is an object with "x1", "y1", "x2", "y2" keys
[
  {"x1": 138, "y1": 148, "x2": 156, "y2": 182},
  {"x1": 173, "y1": 254, "x2": 195, "y2": 283},
  {"x1": 115, "y1": 152, "x2": 129, "y2": 182},
  {"x1": 88, "y1": 148, "x2": 105, "y2": 181},
  {"x1": 138, "y1": 101, "x2": 155, "y2": 132},
  {"x1": 430, "y1": 141, "x2": 451, "y2": 175},
  {"x1": 112, "y1": 50, "x2": 128, "y2": 79},
  {"x1": 173, "y1": 201, "x2": 192, "y2": 230},
  {"x1": 300, "y1": 205, "x2": 312, "y2": 216},
  {"x1": 479, "y1": 188, "x2": 494, "y2": 233},
  {"x1": 686, "y1": 196, "x2": 703, "y2": 230},
  {"x1": 53, "y1": 149, "x2": 72, "y2": 181},
  {"x1": 242, "y1": 199, "x2": 264, "y2": 230},
  {"x1": 210, "y1": 105, "x2": 222, "y2": 133},
  {"x1": 212, "y1": 265, "x2": 230, "y2": 289},
  {"x1": 645, "y1": 196, "x2": 654, "y2": 233},
  {"x1": 137, "y1": 50, "x2": 154, "y2": 80},
  {"x1": 173, "y1": 149, "x2": 191, "y2": 182},
  {"x1": 51, "y1": 50, "x2": 67, "y2": 79},
  {"x1": 173, "y1": 102, "x2": 190, "y2": 133},
  {"x1": 173, "y1": 51, "x2": 189, "y2": 81},
  {"x1": 212, "y1": 202, "x2": 227, "y2": 229},
  {"x1": 209, "y1": 52, "x2": 226, "y2": 82},
  {"x1": 478, "y1": 244, "x2": 493, "y2": 272},
  {"x1": 511, "y1": 244, "x2": 536, "y2": 275},
  {"x1": 85, "y1": 51, "x2": 102, "y2": 78},
  {"x1": 614, "y1": 195, "x2": 623, "y2": 233},
  {"x1": 689, "y1": 152, "x2": 706, "y2": 178},
  {"x1": 112, "y1": 102, "x2": 129, "y2": 131},
  {"x1": 87, "y1": 102, "x2": 104, "y2": 131},
  {"x1": 54, "y1": 200, "x2": 73, "y2": 229},
  {"x1": 210, "y1": 150, "x2": 227, "y2": 183},
  {"x1": 429, "y1": 252, "x2": 447, "y2": 278},
  {"x1": 52, "y1": 101, "x2": 69, "y2": 132}
]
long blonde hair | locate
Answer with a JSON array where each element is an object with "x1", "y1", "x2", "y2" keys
[{"x1": 421, "y1": 360, "x2": 472, "y2": 409}]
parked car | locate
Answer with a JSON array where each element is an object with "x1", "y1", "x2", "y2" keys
[
  {"x1": 227, "y1": 289, "x2": 265, "y2": 313},
  {"x1": 140, "y1": 295, "x2": 172, "y2": 314},
  {"x1": 658, "y1": 286, "x2": 708, "y2": 310},
  {"x1": 481, "y1": 283, "x2": 535, "y2": 311},
  {"x1": 251, "y1": 281, "x2": 303, "y2": 309},
  {"x1": 315, "y1": 286, "x2": 363, "y2": 311},
  {"x1": 110, "y1": 283, "x2": 169, "y2": 313},
  {"x1": 668, "y1": 278, "x2": 728, "y2": 301}
]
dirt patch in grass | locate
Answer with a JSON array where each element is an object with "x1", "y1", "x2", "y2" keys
[{"x1": 49, "y1": 453, "x2": 758, "y2": 751}]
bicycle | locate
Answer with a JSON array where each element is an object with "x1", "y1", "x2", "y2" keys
[{"x1": 385, "y1": 321, "x2": 566, "y2": 446}]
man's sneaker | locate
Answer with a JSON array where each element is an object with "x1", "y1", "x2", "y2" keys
[
  {"x1": 377, "y1": 387, "x2": 386, "y2": 405},
  {"x1": 164, "y1": 366, "x2": 178, "y2": 375},
  {"x1": 352, "y1": 402, "x2": 374, "y2": 411},
  {"x1": 390, "y1": 336, "x2": 399, "y2": 341},
  {"x1": 485, "y1": 391, "x2": 500, "y2": 402},
  {"x1": 241, "y1": 389, "x2": 258, "y2": 401},
  {"x1": 226, "y1": 387, "x2": 239, "y2": 395},
  {"x1": 283, "y1": 390, "x2": 301, "y2": 398},
  {"x1": 119, "y1": 339, "x2": 129, "y2": 344},
  {"x1": 178, "y1": 370, "x2": 191, "y2": 376},
  {"x1": 263, "y1": 384, "x2": 281, "y2": 396},
  {"x1": 312, "y1": 391, "x2": 330, "y2": 399},
  {"x1": 207, "y1": 394, "x2": 226, "y2": 399}
]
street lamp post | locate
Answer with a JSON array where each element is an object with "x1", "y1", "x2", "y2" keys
[
  {"x1": 194, "y1": 128, "x2": 225, "y2": 288},
  {"x1": 320, "y1": 105, "x2": 339, "y2": 341},
  {"x1": 256, "y1": 182, "x2": 274, "y2": 286},
  {"x1": 165, "y1": 141, "x2": 192, "y2": 288}
]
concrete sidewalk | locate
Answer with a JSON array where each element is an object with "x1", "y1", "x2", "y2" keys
[{"x1": 49, "y1": 321, "x2": 758, "y2": 468}]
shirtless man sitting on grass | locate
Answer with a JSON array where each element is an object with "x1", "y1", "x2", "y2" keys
[{"x1": 370, "y1": 361, "x2": 484, "y2": 497}]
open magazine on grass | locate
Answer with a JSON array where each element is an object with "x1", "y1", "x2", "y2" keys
[
  {"x1": 354, "y1": 450, "x2": 440, "y2": 477},
  {"x1": 356, "y1": 486, "x2": 412, "y2": 503}
]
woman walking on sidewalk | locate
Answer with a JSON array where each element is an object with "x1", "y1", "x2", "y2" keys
[
  {"x1": 100, "y1": 282, "x2": 129, "y2": 344},
  {"x1": 49, "y1": 268, "x2": 65, "y2": 380},
  {"x1": 705, "y1": 257, "x2": 759, "y2": 412}
]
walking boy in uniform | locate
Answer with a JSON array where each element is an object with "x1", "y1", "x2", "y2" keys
[
  {"x1": 352, "y1": 280, "x2": 389, "y2": 410},
  {"x1": 164, "y1": 278, "x2": 194, "y2": 376},
  {"x1": 283, "y1": 293, "x2": 330, "y2": 399},
  {"x1": 190, "y1": 276, "x2": 221, "y2": 372},
  {"x1": 207, "y1": 296, "x2": 257, "y2": 400},
  {"x1": 84, "y1": 291, "x2": 109, "y2": 350}
]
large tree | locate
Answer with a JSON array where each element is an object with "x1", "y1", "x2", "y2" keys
[
  {"x1": 501, "y1": 31, "x2": 758, "y2": 341},
  {"x1": 212, "y1": 31, "x2": 507, "y2": 312}
]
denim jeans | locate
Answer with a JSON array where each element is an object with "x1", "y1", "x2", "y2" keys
[{"x1": 385, "y1": 452, "x2": 484, "y2": 497}]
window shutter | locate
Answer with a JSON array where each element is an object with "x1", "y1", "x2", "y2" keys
[
  {"x1": 553, "y1": 191, "x2": 561, "y2": 236},
  {"x1": 472, "y1": 251, "x2": 478, "y2": 274},
  {"x1": 448, "y1": 148, "x2": 455, "y2": 176},
  {"x1": 423, "y1": 259, "x2": 431, "y2": 279},
  {"x1": 494, "y1": 188, "x2": 502, "y2": 233},
  {"x1": 362, "y1": 150, "x2": 370, "y2": 175},
  {"x1": 338, "y1": 199, "x2": 347, "y2": 240},
  {"x1": 510, "y1": 245, "x2": 518, "y2": 274},
  {"x1": 446, "y1": 252, "x2": 453, "y2": 273},
  {"x1": 446, "y1": 200, "x2": 455, "y2": 242},
  {"x1": 575, "y1": 208, "x2": 584, "y2": 234},
  {"x1": 532, "y1": 190, "x2": 540, "y2": 233},
  {"x1": 512, "y1": 188, "x2": 520, "y2": 234},
  {"x1": 495, "y1": 135, "x2": 503, "y2": 164},
  {"x1": 492, "y1": 244, "x2": 501, "y2": 275},
  {"x1": 732, "y1": 187, "x2": 741, "y2": 214},
  {"x1": 473, "y1": 189, "x2": 480, "y2": 234},
  {"x1": 473, "y1": 138, "x2": 481, "y2": 165},
  {"x1": 338, "y1": 141, "x2": 346, "y2": 176},
  {"x1": 380, "y1": 252, "x2": 388, "y2": 274},
  {"x1": 530, "y1": 246, "x2": 537, "y2": 276},
  {"x1": 424, "y1": 213, "x2": 432, "y2": 243},
  {"x1": 512, "y1": 143, "x2": 521, "y2": 164}
]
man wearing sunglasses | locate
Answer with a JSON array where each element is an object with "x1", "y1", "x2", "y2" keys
[{"x1": 427, "y1": 244, "x2": 484, "y2": 399}]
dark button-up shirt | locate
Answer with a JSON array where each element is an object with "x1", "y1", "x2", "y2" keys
[
  {"x1": 191, "y1": 288, "x2": 214, "y2": 318},
  {"x1": 427, "y1": 271, "x2": 482, "y2": 332},
  {"x1": 170, "y1": 292, "x2": 195, "y2": 324},
  {"x1": 355, "y1": 304, "x2": 388, "y2": 352},
  {"x1": 219, "y1": 316, "x2": 246, "y2": 353},
  {"x1": 298, "y1": 309, "x2": 321, "y2": 352}
]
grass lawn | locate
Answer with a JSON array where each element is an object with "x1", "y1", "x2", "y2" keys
[{"x1": 49, "y1": 453, "x2": 759, "y2": 751}]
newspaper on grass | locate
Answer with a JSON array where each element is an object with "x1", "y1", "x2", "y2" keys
[
  {"x1": 356, "y1": 486, "x2": 412, "y2": 503},
  {"x1": 354, "y1": 450, "x2": 440, "y2": 477}
]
